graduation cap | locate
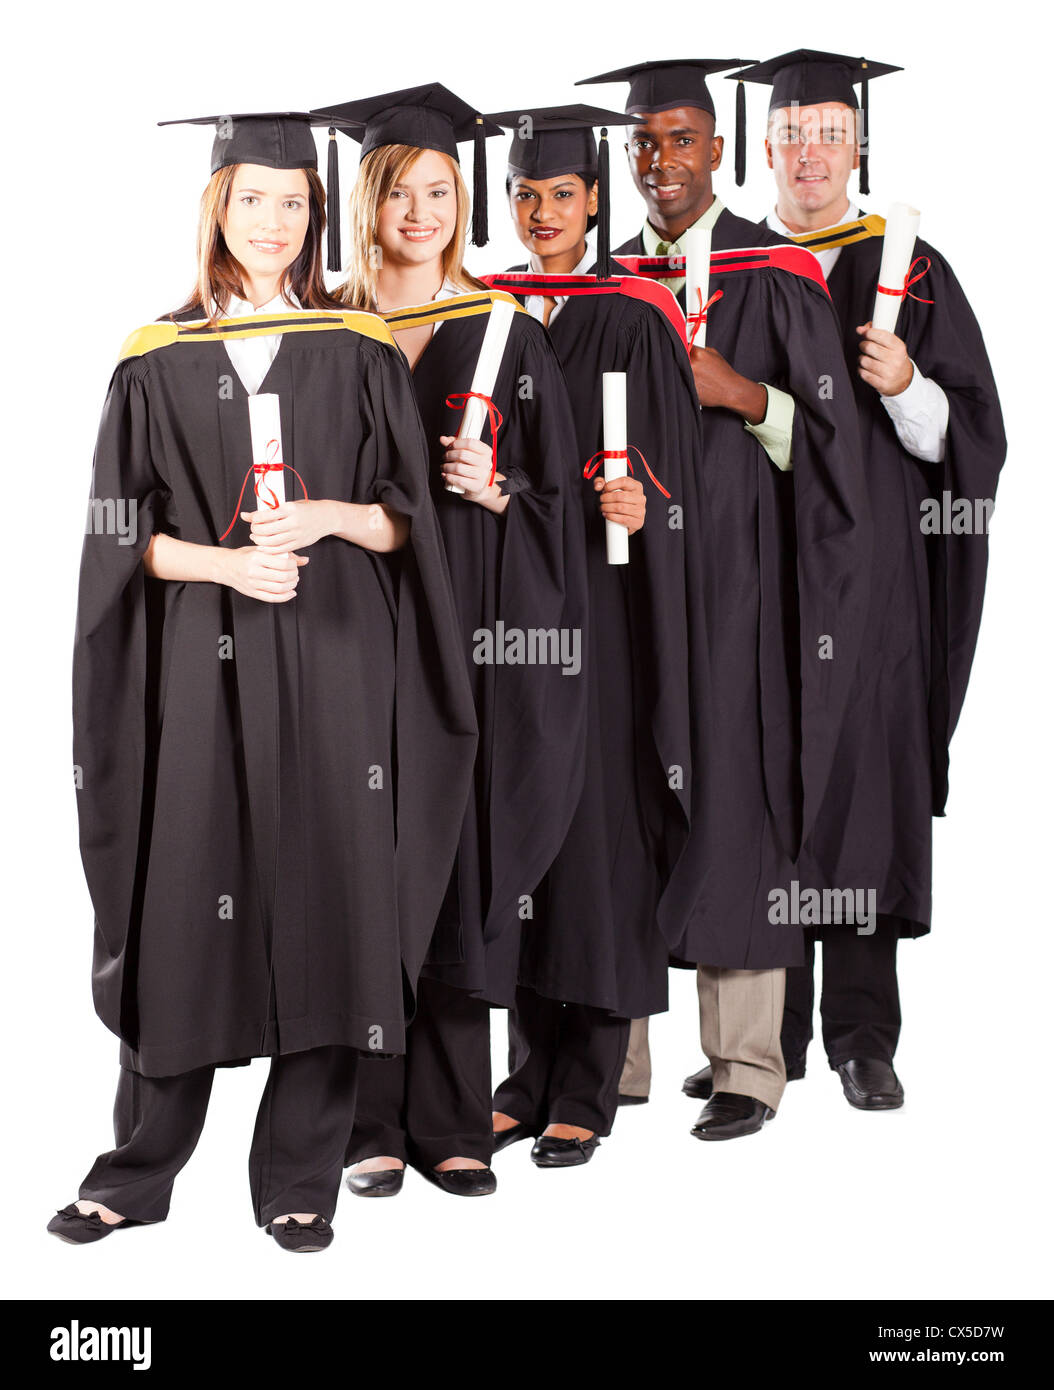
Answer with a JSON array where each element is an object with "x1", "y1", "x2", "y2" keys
[
  {"x1": 311, "y1": 84, "x2": 503, "y2": 254},
  {"x1": 731, "y1": 50, "x2": 902, "y2": 194},
  {"x1": 575, "y1": 59, "x2": 755, "y2": 185},
  {"x1": 489, "y1": 104, "x2": 635, "y2": 278},
  {"x1": 159, "y1": 112, "x2": 352, "y2": 270}
]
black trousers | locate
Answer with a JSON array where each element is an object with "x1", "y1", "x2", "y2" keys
[
  {"x1": 80, "y1": 1046, "x2": 358, "y2": 1226},
  {"x1": 781, "y1": 914, "x2": 902, "y2": 1071},
  {"x1": 493, "y1": 988, "x2": 630, "y2": 1137},
  {"x1": 346, "y1": 976, "x2": 493, "y2": 1169}
]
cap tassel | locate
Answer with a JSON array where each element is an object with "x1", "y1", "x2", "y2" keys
[
  {"x1": 471, "y1": 116, "x2": 489, "y2": 248},
  {"x1": 326, "y1": 128, "x2": 342, "y2": 273},
  {"x1": 859, "y1": 63, "x2": 870, "y2": 196},
  {"x1": 596, "y1": 128, "x2": 612, "y2": 280},
  {"x1": 735, "y1": 80, "x2": 746, "y2": 187}
]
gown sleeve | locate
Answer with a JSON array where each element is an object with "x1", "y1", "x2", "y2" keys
[
  {"x1": 618, "y1": 304, "x2": 705, "y2": 891},
  {"x1": 483, "y1": 317, "x2": 590, "y2": 936},
  {"x1": 73, "y1": 357, "x2": 172, "y2": 1043},
  {"x1": 759, "y1": 274, "x2": 872, "y2": 859},
  {"x1": 898, "y1": 246, "x2": 1006, "y2": 810},
  {"x1": 356, "y1": 342, "x2": 479, "y2": 991}
]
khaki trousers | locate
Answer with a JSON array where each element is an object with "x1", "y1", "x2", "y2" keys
[{"x1": 620, "y1": 967, "x2": 787, "y2": 1112}]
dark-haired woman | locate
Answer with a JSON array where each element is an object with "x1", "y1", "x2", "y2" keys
[
  {"x1": 49, "y1": 113, "x2": 476, "y2": 1252},
  {"x1": 486, "y1": 108, "x2": 708, "y2": 1165}
]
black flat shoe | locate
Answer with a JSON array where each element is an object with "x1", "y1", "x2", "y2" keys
[
  {"x1": 530, "y1": 1134, "x2": 600, "y2": 1167},
  {"x1": 345, "y1": 1166, "x2": 405, "y2": 1197},
  {"x1": 492, "y1": 1122, "x2": 532, "y2": 1152},
  {"x1": 422, "y1": 1166, "x2": 497, "y2": 1197},
  {"x1": 836, "y1": 1058, "x2": 904, "y2": 1110},
  {"x1": 47, "y1": 1204, "x2": 139, "y2": 1245},
  {"x1": 691, "y1": 1092, "x2": 774, "y2": 1141},
  {"x1": 682, "y1": 1065, "x2": 713, "y2": 1100},
  {"x1": 617, "y1": 1094, "x2": 649, "y2": 1107},
  {"x1": 265, "y1": 1215, "x2": 334, "y2": 1252}
]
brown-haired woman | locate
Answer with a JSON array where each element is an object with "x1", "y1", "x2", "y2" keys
[
  {"x1": 312, "y1": 85, "x2": 588, "y2": 1198},
  {"x1": 48, "y1": 112, "x2": 476, "y2": 1251}
]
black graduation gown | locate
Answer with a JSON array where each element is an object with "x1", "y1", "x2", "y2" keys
[
  {"x1": 760, "y1": 221, "x2": 1006, "y2": 934},
  {"x1": 73, "y1": 310, "x2": 478, "y2": 1076},
  {"x1": 487, "y1": 269, "x2": 705, "y2": 1018},
  {"x1": 399, "y1": 297, "x2": 589, "y2": 1006},
  {"x1": 615, "y1": 207, "x2": 871, "y2": 967}
]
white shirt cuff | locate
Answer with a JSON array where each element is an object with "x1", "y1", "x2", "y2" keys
[
  {"x1": 881, "y1": 360, "x2": 950, "y2": 464},
  {"x1": 745, "y1": 385, "x2": 795, "y2": 473}
]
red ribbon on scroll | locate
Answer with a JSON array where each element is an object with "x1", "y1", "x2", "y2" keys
[
  {"x1": 876, "y1": 255, "x2": 934, "y2": 307},
  {"x1": 444, "y1": 391, "x2": 504, "y2": 487},
  {"x1": 583, "y1": 447, "x2": 671, "y2": 500},
  {"x1": 217, "y1": 448, "x2": 311, "y2": 544},
  {"x1": 686, "y1": 288, "x2": 724, "y2": 351}
]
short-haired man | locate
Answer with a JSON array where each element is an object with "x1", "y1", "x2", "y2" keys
[{"x1": 736, "y1": 48, "x2": 1005, "y2": 1109}]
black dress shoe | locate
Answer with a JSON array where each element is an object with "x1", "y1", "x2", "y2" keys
[
  {"x1": 422, "y1": 1166, "x2": 497, "y2": 1196},
  {"x1": 836, "y1": 1058, "x2": 904, "y2": 1110},
  {"x1": 530, "y1": 1134, "x2": 600, "y2": 1167},
  {"x1": 691, "y1": 1092, "x2": 774, "y2": 1141},
  {"x1": 682, "y1": 1065, "x2": 713, "y2": 1100},
  {"x1": 617, "y1": 1093, "x2": 649, "y2": 1107},
  {"x1": 266, "y1": 1215, "x2": 334, "y2": 1252},
  {"x1": 345, "y1": 1165, "x2": 405, "y2": 1197},
  {"x1": 47, "y1": 1204, "x2": 141, "y2": 1245},
  {"x1": 492, "y1": 1122, "x2": 532, "y2": 1152}
]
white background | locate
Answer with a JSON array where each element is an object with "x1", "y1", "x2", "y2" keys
[{"x1": 3, "y1": 0, "x2": 1051, "y2": 1303}]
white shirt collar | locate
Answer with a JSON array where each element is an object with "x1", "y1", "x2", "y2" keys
[
  {"x1": 523, "y1": 234, "x2": 595, "y2": 325},
  {"x1": 217, "y1": 290, "x2": 303, "y2": 397},
  {"x1": 565, "y1": 242, "x2": 595, "y2": 278},
  {"x1": 217, "y1": 289, "x2": 302, "y2": 319},
  {"x1": 767, "y1": 203, "x2": 859, "y2": 240},
  {"x1": 641, "y1": 198, "x2": 725, "y2": 256},
  {"x1": 428, "y1": 277, "x2": 465, "y2": 334}
]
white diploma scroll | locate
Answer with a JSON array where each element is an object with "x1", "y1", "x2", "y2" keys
[
  {"x1": 247, "y1": 393, "x2": 285, "y2": 509},
  {"x1": 683, "y1": 225, "x2": 713, "y2": 348},
  {"x1": 602, "y1": 372, "x2": 629, "y2": 566},
  {"x1": 872, "y1": 202, "x2": 921, "y2": 333},
  {"x1": 447, "y1": 298, "x2": 517, "y2": 494}
]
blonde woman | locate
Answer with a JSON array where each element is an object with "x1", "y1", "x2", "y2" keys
[{"x1": 313, "y1": 85, "x2": 588, "y2": 1198}]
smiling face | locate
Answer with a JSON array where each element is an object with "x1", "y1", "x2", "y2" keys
[
  {"x1": 626, "y1": 106, "x2": 722, "y2": 236},
  {"x1": 766, "y1": 102, "x2": 859, "y2": 225},
  {"x1": 375, "y1": 147, "x2": 459, "y2": 268},
  {"x1": 509, "y1": 172, "x2": 596, "y2": 263},
  {"x1": 221, "y1": 164, "x2": 311, "y2": 286}
]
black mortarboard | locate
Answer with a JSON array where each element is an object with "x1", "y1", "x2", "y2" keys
[
  {"x1": 576, "y1": 60, "x2": 755, "y2": 185},
  {"x1": 158, "y1": 111, "x2": 335, "y2": 173},
  {"x1": 312, "y1": 84, "x2": 502, "y2": 250},
  {"x1": 491, "y1": 104, "x2": 635, "y2": 277},
  {"x1": 732, "y1": 50, "x2": 902, "y2": 194},
  {"x1": 159, "y1": 112, "x2": 351, "y2": 269}
]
